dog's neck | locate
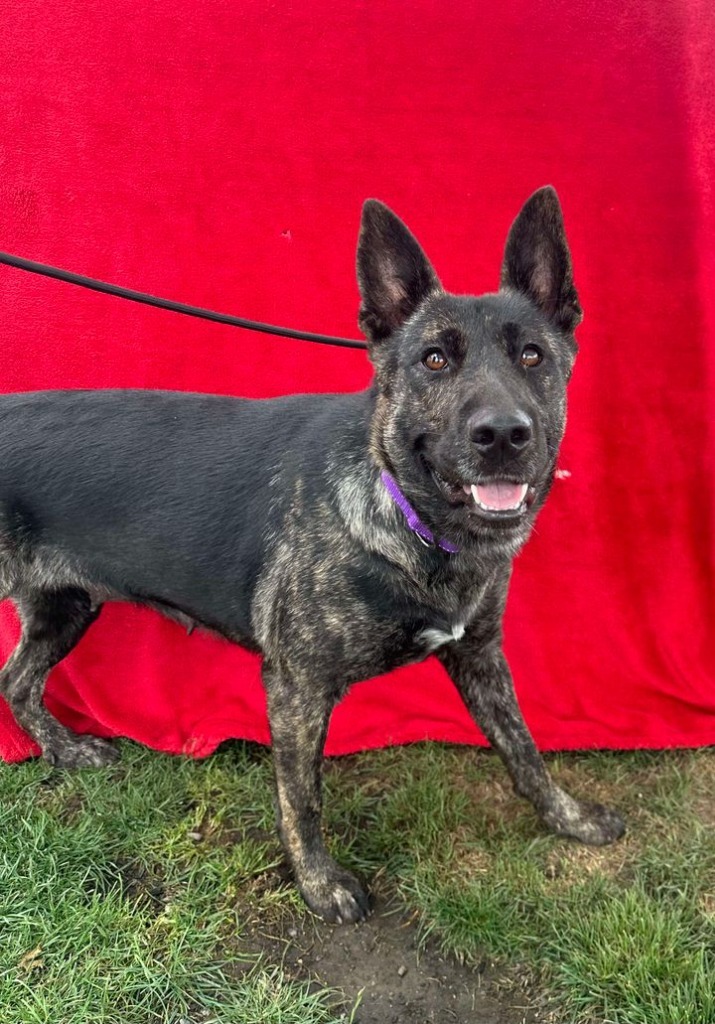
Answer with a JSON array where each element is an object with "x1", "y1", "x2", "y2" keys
[{"x1": 380, "y1": 470, "x2": 460, "y2": 554}]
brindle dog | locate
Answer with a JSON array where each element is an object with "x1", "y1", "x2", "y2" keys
[{"x1": 0, "y1": 187, "x2": 624, "y2": 923}]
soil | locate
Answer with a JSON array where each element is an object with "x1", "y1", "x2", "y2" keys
[{"x1": 243, "y1": 897, "x2": 543, "y2": 1024}]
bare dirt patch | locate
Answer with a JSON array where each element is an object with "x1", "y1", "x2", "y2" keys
[{"x1": 242, "y1": 898, "x2": 542, "y2": 1024}]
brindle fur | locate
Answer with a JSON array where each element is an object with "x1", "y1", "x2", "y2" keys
[{"x1": 0, "y1": 188, "x2": 624, "y2": 923}]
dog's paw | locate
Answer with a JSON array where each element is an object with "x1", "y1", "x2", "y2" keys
[
  {"x1": 298, "y1": 865, "x2": 371, "y2": 925},
  {"x1": 542, "y1": 790, "x2": 625, "y2": 846},
  {"x1": 43, "y1": 733, "x2": 120, "y2": 769}
]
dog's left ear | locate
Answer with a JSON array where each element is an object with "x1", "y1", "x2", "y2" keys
[
  {"x1": 500, "y1": 187, "x2": 583, "y2": 333},
  {"x1": 357, "y1": 200, "x2": 441, "y2": 343}
]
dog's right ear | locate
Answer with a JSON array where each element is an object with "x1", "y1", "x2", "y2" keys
[{"x1": 357, "y1": 200, "x2": 441, "y2": 343}]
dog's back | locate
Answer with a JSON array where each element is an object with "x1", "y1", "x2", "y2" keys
[{"x1": 0, "y1": 387, "x2": 365, "y2": 636}]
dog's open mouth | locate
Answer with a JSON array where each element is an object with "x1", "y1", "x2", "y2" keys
[
  {"x1": 428, "y1": 463, "x2": 534, "y2": 521},
  {"x1": 468, "y1": 480, "x2": 528, "y2": 513}
]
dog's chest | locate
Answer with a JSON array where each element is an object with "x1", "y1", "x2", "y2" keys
[
  {"x1": 408, "y1": 583, "x2": 489, "y2": 655},
  {"x1": 417, "y1": 622, "x2": 467, "y2": 652}
]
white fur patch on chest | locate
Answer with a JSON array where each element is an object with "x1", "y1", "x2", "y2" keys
[{"x1": 418, "y1": 622, "x2": 466, "y2": 651}]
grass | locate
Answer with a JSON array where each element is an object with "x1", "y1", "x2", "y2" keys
[
  {"x1": 0, "y1": 745, "x2": 342, "y2": 1023},
  {"x1": 1, "y1": 740, "x2": 714, "y2": 1023}
]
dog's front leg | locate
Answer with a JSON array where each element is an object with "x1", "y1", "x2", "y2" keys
[
  {"x1": 438, "y1": 639, "x2": 625, "y2": 845},
  {"x1": 264, "y1": 664, "x2": 370, "y2": 924}
]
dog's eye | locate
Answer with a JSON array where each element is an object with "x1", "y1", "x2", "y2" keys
[
  {"x1": 422, "y1": 350, "x2": 448, "y2": 372},
  {"x1": 520, "y1": 345, "x2": 543, "y2": 368}
]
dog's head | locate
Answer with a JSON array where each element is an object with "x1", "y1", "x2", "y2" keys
[{"x1": 357, "y1": 187, "x2": 582, "y2": 550}]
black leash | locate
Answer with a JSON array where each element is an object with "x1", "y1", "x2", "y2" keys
[{"x1": 0, "y1": 250, "x2": 368, "y2": 350}]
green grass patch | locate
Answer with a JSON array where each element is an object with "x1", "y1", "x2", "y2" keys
[
  {"x1": 325, "y1": 744, "x2": 715, "y2": 1022},
  {"x1": 1, "y1": 740, "x2": 714, "y2": 1022},
  {"x1": 0, "y1": 744, "x2": 342, "y2": 1023}
]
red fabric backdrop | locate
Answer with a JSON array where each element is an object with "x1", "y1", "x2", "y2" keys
[{"x1": 0, "y1": 0, "x2": 713, "y2": 762}]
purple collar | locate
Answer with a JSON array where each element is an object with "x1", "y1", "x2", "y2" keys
[{"x1": 380, "y1": 470, "x2": 460, "y2": 554}]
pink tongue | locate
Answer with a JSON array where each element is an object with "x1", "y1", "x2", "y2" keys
[{"x1": 475, "y1": 481, "x2": 524, "y2": 510}]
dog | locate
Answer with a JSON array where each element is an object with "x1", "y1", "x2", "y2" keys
[{"x1": 0, "y1": 187, "x2": 625, "y2": 923}]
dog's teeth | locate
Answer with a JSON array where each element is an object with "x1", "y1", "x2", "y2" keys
[
  {"x1": 470, "y1": 484, "x2": 497, "y2": 511},
  {"x1": 470, "y1": 482, "x2": 528, "y2": 511}
]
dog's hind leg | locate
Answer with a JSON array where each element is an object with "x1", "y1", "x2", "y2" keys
[
  {"x1": 0, "y1": 587, "x2": 118, "y2": 767},
  {"x1": 264, "y1": 662, "x2": 370, "y2": 924}
]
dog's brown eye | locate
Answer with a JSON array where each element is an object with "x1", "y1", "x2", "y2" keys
[
  {"x1": 423, "y1": 350, "x2": 448, "y2": 372},
  {"x1": 520, "y1": 345, "x2": 543, "y2": 368}
]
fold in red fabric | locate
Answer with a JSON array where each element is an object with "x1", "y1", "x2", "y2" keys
[{"x1": 0, "y1": 0, "x2": 713, "y2": 762}]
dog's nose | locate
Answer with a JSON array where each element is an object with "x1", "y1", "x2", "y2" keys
[{"x1": 468, "y1": 409, "x2": 533, "y2": 453}]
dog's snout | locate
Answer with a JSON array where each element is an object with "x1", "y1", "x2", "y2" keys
[{"x1": 468, "y1": 409, "x2": 533, "y2": 453}]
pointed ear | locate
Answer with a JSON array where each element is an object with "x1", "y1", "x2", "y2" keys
[
  {"x1": 357, "y1": 200, "x2": 441, "y2": 343},
  {"x1": 500, "y1": 186, "x2": 583, "y2": 333}
]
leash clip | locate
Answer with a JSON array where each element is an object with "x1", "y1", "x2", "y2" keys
[{"x1": 415, "y1": 531, "x2": 435, "y2": 548}]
